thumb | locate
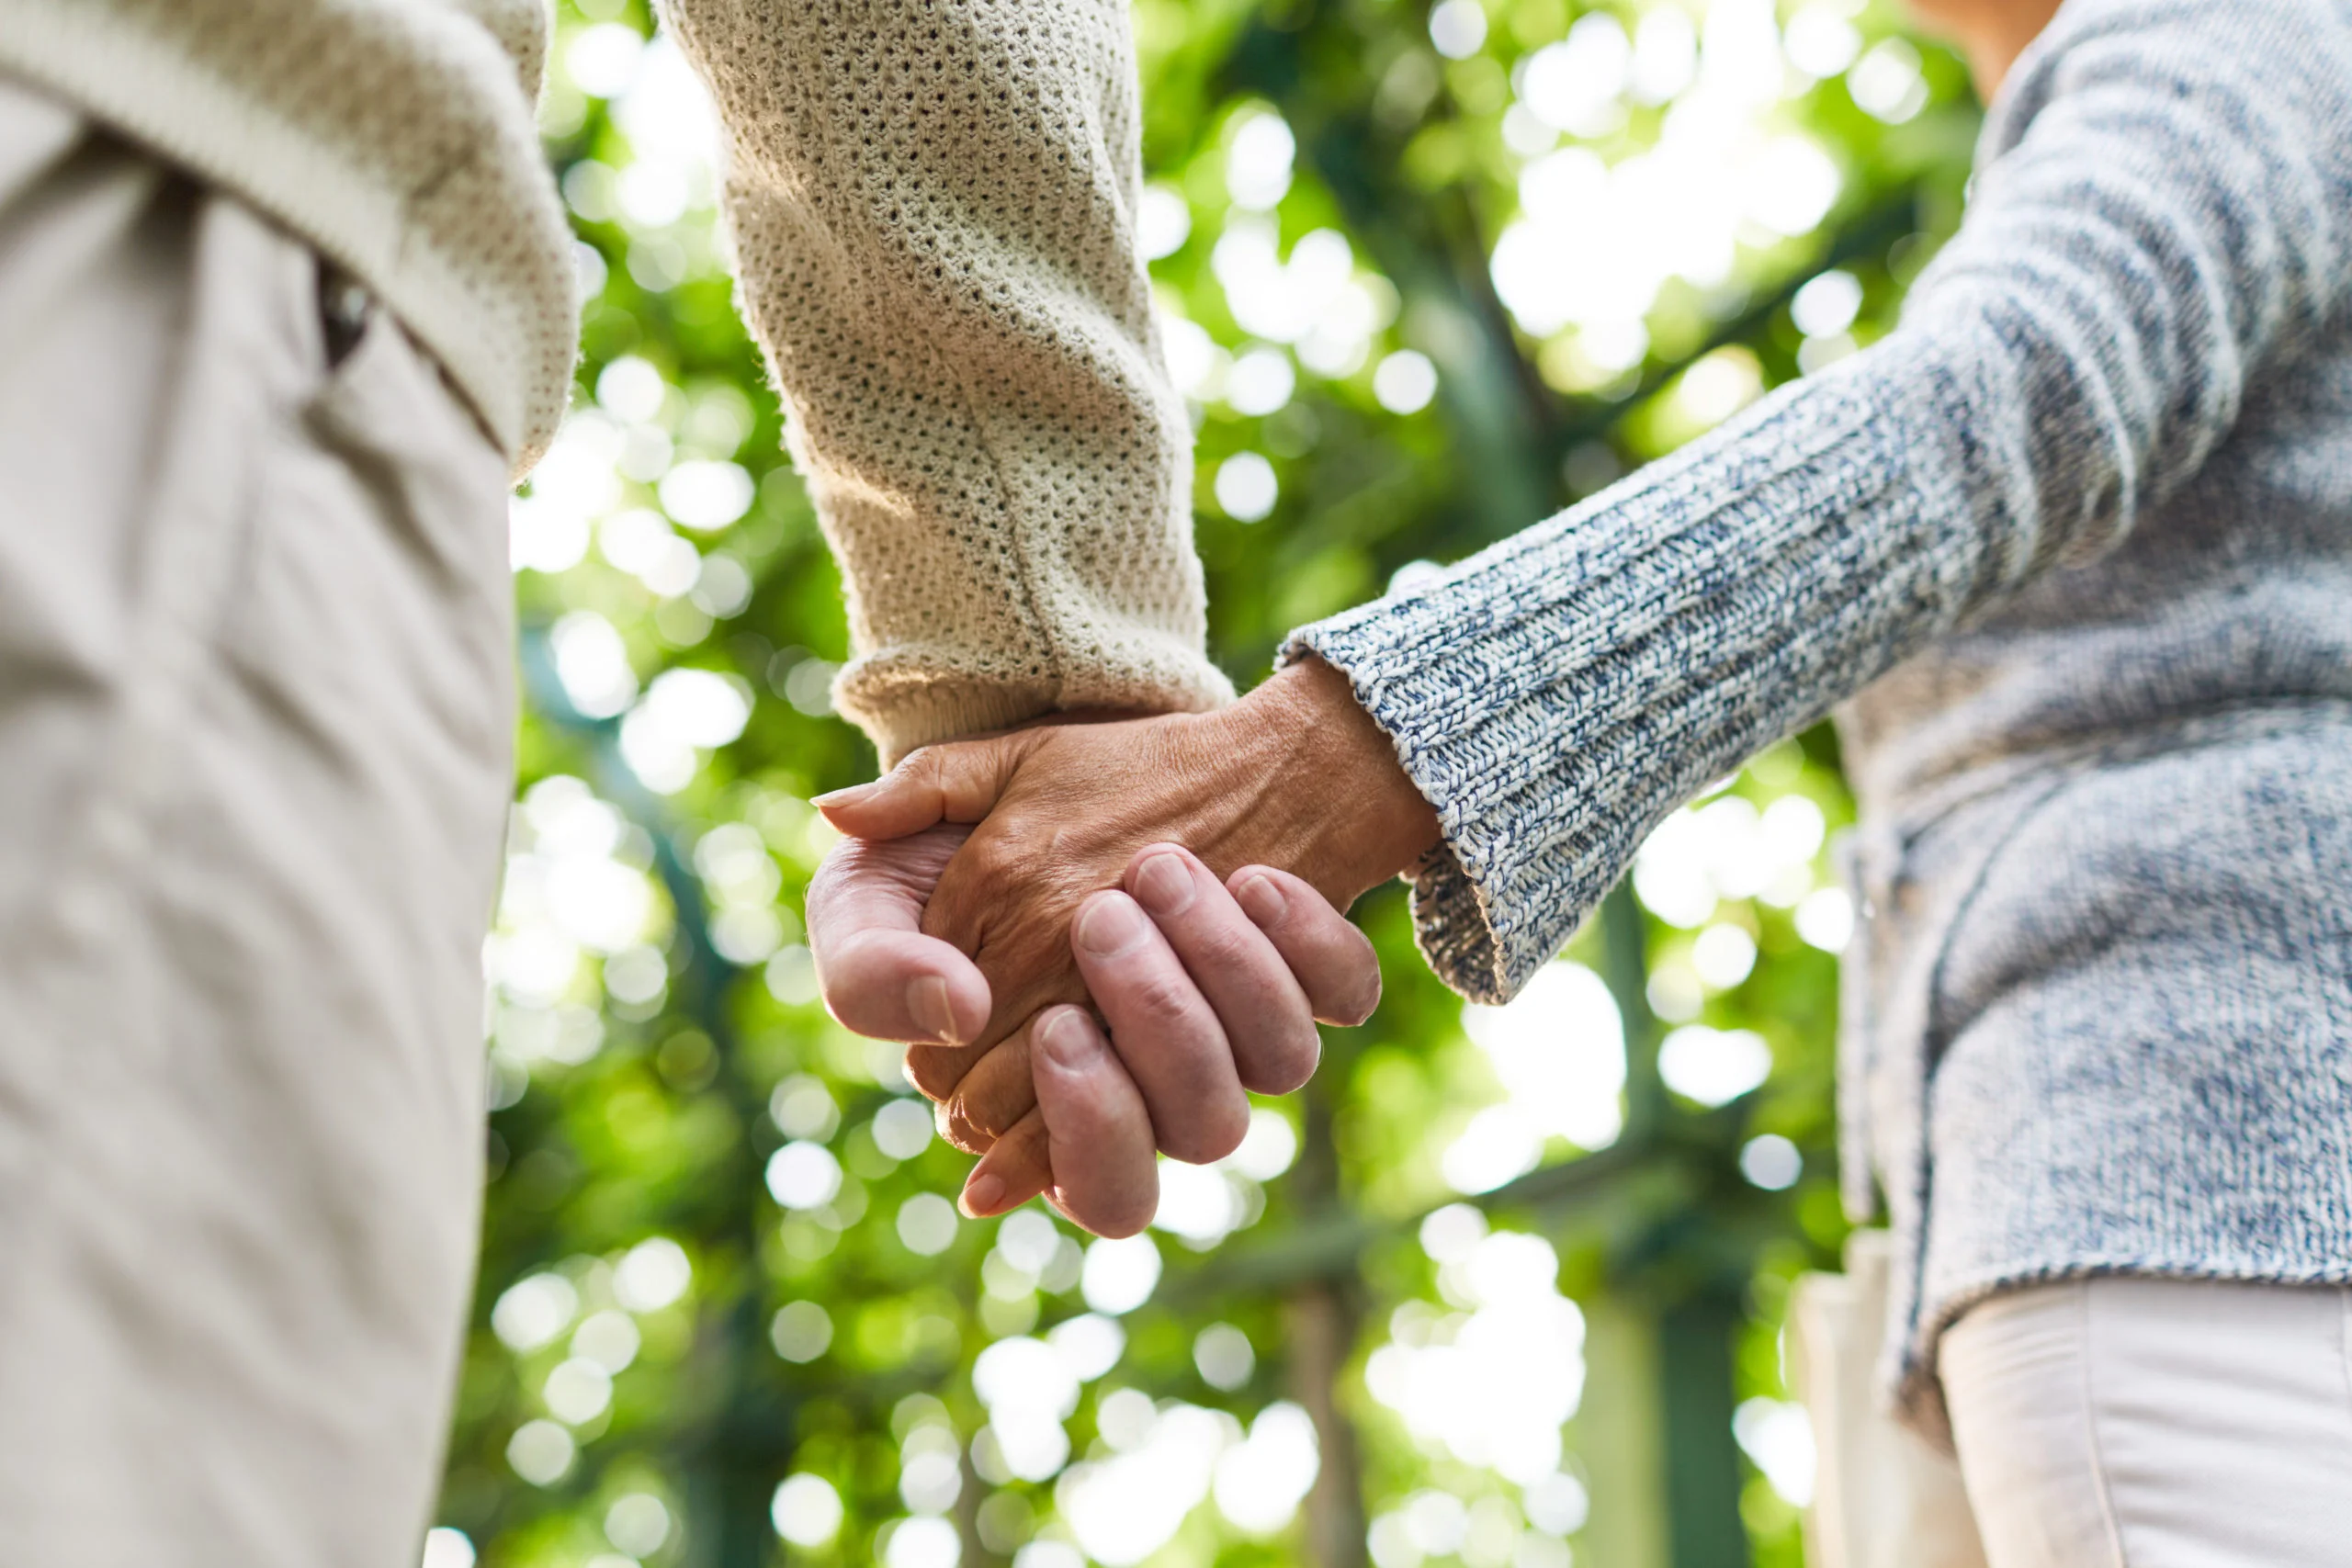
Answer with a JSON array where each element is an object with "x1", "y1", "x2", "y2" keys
[
  {"x1": 805, "y1": 829, "x2": 991, "y2": 1045},
  {"x1": 812, "y1": 731, "x2": 1035, "y2": 840}
]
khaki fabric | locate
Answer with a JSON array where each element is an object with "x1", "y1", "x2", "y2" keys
[
  {"x1": 1942, "y1": 1280, "x2": 2352, "y2": 1568},
  {"x1": 1, "y1": 0, "x2": 1233, "y2": 758},
  {"x1": 0, "y1": 82, "x2": 514, "y2": 1565},
  {"x1": 0, "y1": 0, "x2": 576, "y2": 472},
  {"x1": 1789, "y1": 1233, "x2": 1989, "y2": 1568}
]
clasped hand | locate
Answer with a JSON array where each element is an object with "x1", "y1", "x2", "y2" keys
[{"x1": 807, "y1": 658, "x2": 1439, "y2": 1235}]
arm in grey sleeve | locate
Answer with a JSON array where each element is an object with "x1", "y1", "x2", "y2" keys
[{"x1": 1285, "y1": 0, "x2": 2352, "y2": 1002}]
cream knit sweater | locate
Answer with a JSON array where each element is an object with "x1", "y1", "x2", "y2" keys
[
  {"x1": 0, "y1": 0, "x2": 1231, "y2": 761},
  {"x1": 0, "y1": 0, "x2": 580, "y2": 474},
  {"x1": 664, "y1": 0, "x2": 1232, "y2": 760}
]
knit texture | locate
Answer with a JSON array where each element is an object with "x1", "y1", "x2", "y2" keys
[
  {"x1": 1292, "y1": 0, "x2": 2352, "y2": 1435},
  {"x1": 2, "y1": 0, "x2": 1231, "y2": 752},
  {"x1": 663, "y1": 0, "x2": 1234, "y2": 763},
  {"x1": 0, "y1": 0, "x2": 578, "y2": 474}
]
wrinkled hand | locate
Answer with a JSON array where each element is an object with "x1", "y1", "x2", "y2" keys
[
  {"x1": 813, "y1": 659, "x2": 1440, "y2": 1224},
  {"x1": 807, "y1": 825, "x2": 1379, "y2": 1234}
]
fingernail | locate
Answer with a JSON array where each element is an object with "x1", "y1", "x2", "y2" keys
[
  {"x1": 1074, "y1": 895, "x2": 1148, "y2": 956},
  {"x1": 907, "y1": 976, "x2": 957, "y2": 1042},
  {"x1": 1036, "y1": 1007, "x2": 1094, "y2": 1068},
  {"x1": 1132, "y1": 852, "x2": 1195, "y2": 917},
  {"x1": 811, "y1": 782, "x2": 877, "y2": 809},
  {"x1": 1235, "y1": 872, "x2": 1286, "y2": 927},
  {"x1": 960, "y1": 1172, "x2": 1006, "y2": 1217}
]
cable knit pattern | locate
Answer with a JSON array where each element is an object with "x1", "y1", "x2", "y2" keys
[
  {"x1": 664, "y1": 0, "x2": 1233, "y2": 763},
  {"x1": 0, "y1": 0, "x2": 577, "y2": 473},
  {"x1": 1291, "y1": 0, "x2": 2352, "y2": 1435}
]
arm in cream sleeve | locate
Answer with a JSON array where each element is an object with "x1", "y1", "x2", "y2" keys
[{"x1": 664, "y1": 0, "x2": 1233, "y2": 765}]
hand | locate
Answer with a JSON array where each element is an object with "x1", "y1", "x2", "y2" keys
[
  {"x1": 814, "y1": 658, "x2": 1440, "y2": 1199},
  {"x1": 807, "y1": 828, "x2": 1381, "y2": 1235}
]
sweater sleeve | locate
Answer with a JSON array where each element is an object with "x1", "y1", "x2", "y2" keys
[
  {"x1": 663, "y1": 0, "x2": 1233, "y2": 765},
  {"x1": 1286, "y1": 0, "x2": 2352, "y2": 1004}
]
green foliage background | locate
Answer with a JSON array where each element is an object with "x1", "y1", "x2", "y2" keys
[{"x1": 437, "y1": 3, "x2": 1981, "y2": 1565}]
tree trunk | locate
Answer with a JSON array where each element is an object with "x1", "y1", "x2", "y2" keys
[{"x1": 1286, "y1": 1282, "x2": 1370, "y2": 1568}]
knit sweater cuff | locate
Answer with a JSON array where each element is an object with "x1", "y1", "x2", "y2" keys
[
  {"x1": 842, "y1": 678, "x2": 1059, "y2": 773},
  {"x1": 840, "y1": 649, "x2": 1236, "y2": 770},
  {"x1": 1285, "y1": 340, "x2": 1984, "y2": 1004}
]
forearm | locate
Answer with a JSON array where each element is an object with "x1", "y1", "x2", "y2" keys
[
  {"x1": 665, "y1": 0, "x2": 1233, "y2": 764},
  {"x1": 1286, "y1": 341, "x2": 1983, "y2": 1000},
  {"x1": 1197, "y1": 658, "x2": 1441, "y2": 907},
  {"x1": 1284, "y1": 0, "x2": 2352, "y2": 1004}
]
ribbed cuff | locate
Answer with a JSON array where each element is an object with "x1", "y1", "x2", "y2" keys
[
  {"x1": 1286, "y1": 342, "x2": 1983, "y2": 1003},
  {"x1": 840, "y1": 677, "x2": 1060, "y2": 771},
  {"x1": 838, "y1": 649, "x2": 1235, "y2": 769}
]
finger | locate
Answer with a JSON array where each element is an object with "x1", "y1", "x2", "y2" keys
[
  {"x1": 928, "y1": 854, "x2": 1092, "y2": 1060},
  {"x1": 937, "y1": 1091, "x2": 998, "y2": 1157},
  {"x1": 811, "y1": 731, "x2": 1039, "y2": 840},
  {"x1": 1125, "y1": 845, "x2": 1320, "y2": 1096},
  {"x1": 905, "y1": 837, "x2": 1090, "y2": 1110},
  {"x1": 969, "y1": 1009, "x2": 1158, "y2": 1237},
  {"x1": 1071, "y1": 890, "x2": 1250, "y2": 1165},
  {"x1": 1230, "y1": 864, "x2": 1383, "y2": 1026},
  {"x1": 936, "y1": 1026, "x2": 1038, "y2": 1150},
  {"x1": 905, "y1": 812, "x2": 1093, "y2": 1076},
  {"x1": 958, "y1": 1109, "x2": 1053, "y2": 1216},
  {"x1": 803, "y1": 829, "x2": 992, "y2": 1044},
  {"x1": 906, "y1": 1035, "x2": 1002, "y2": 1118}
]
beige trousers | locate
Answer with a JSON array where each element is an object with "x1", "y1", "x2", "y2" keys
[
  {"x1": 1792, "y1": 1232, "x2": 1992, "y2": 1568},
  {"x1": 0, "y1": 81, "x2": 514, "y2": 1565},
  {"x1": 1799, "y1": 1240, "x2": 2352, "y2": 1568},
  {"x1": 1942, "y1": 1279, "x2": 2352, "y2": 1568}
]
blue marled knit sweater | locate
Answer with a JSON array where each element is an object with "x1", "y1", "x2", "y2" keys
[{"x1": 1290, "y1": 0, "x2": 2352, "y2": 1432}]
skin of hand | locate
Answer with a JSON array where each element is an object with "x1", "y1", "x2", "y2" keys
[
  {"x1": 807, "y1": 828, "x2": 1382, "y2": 1235},
  {"x1": 813, "y1": 656, "x2": 1442, "y2": 1213}
]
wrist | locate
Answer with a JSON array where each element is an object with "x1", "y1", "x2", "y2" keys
[{"x1": 1221, "y1": 657, "x2": 1440, "y2": 903}]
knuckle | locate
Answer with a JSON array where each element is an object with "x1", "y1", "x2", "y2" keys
[
  {"x1": 942, "y1": 1103, "x2": 991, "y2": 1156},
  {"x1": 965, "y1": 1083, "x2": 1033, "y2": 1141},
  {"x1": 958, "y1": 1062, "x2": 1034, "y2": 1139},
  {"x1": 934, "y1": 739, "x2": 985, "y2": 779},
  {"x1": 961, "y1": 830, "x2": 1040, "y2": 905},
  {"x1": 971, "y1": 821, "x2": 1027, "y2": 868},
  {"x1": 1185, "y1": 924, "x2": 1256, "y2": 972},
  {"x1": 1125, "y1": 972, "x2": 1202, "y2": 1031},
  {"x1": 903, "y1": 1045, "x2": 965, "y2": 1101}
]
